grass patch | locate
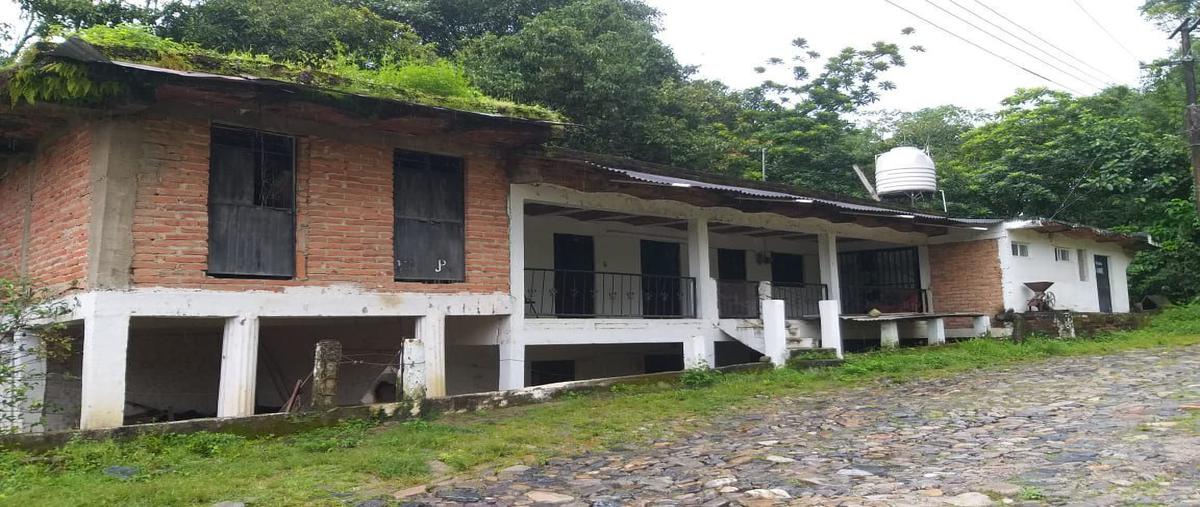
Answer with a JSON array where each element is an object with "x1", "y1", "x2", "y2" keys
[{"x1": 4, "y1": 307, "x2": 1200, "y2": 506}]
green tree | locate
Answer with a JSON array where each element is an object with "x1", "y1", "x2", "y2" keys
[{"x1": 362, "y1": 0, "x2": 574, "y2": 55}]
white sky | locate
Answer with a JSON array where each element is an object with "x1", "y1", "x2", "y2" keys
[
  {"x1": 646, "y1": 0, "x2": 1172, "y2": 112},
  {"x1": 0, "y1": 0, "x2": 1174, "y2": 113}
]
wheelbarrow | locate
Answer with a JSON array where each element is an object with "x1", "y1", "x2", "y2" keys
[{"x1": 1024, "y1": 281, "x2": 1055, "y2": 312}]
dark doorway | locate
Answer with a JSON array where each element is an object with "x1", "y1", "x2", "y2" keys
[
  {"x1": 644, "y1": 354, "x2": 684, "y2": 373},
  {"x1": 717, "y1": 249, "x2": 747, "y2": 280},
  {"x1": 1095, "y1": 255, "x2": 1113, "y2": 313},
  {"x1": 553, "y1": 234, "x2": 595, "y2": 316},
  {"x1": 641, "y1": 240, "x2": 683, "y2": 316},
  {"x1": 530, "y1": 360, "x2": 576, "y2": 386},
  {"x1": 771, "y1": 253, "x2": 805, "y2": 283}
]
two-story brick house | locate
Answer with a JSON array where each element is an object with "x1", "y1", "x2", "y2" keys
[{"x1": 0, "y1": 38, "x2": 1149, "y2": 433}]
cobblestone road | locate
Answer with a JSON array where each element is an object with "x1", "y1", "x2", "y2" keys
[{"x1": 400, "y1": 346, "x2": 1200, "y2": 506}]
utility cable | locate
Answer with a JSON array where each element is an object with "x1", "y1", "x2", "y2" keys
[
  {"x1": 883, "y1": 0, "x2": 1086, "y2": 95},
  {"x1": 972, "y1": 0, "x2": 1121, "y2": 83},
  {"x1": 1070, "y1": 0, "x2": 1141, "y2": 62},
  {"x1": 923, "y1": 0, "x2": 1099, "y2": 91},
  {"x1": 946, "y1": 0, "x2": 1112, "y2": 88}
]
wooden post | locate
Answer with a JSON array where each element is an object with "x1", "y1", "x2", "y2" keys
[{"x1": 311, "y1": 339, "x2": 341, "y2": 410}]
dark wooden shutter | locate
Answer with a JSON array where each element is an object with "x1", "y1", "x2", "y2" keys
[
  {"x1": 207, "y1": 126, "x2": 296, "y2": 278},
  {"x1": 393, "y1": 150, "x2": 465, "y2": 282}
]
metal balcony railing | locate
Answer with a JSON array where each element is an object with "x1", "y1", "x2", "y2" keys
[
  {"x1": 524, "y1": 268, "x2": 697, "y2": 318},
  {"x1": 717, "y1": 280, "x2": 828, "y2": 319}
]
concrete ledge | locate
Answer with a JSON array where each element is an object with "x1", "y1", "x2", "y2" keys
[{"x1": 0, "y1": 362, "x2": 770, "y2": 453}]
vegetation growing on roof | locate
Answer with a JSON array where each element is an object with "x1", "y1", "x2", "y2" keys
[{"x1": 2, "y1": 24, "x2": 561, "y2": 121}]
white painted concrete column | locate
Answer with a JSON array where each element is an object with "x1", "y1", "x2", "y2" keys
[
  {"x1": 503, "y1": 186, "x2": 527, "y2": 391},
  {"x1": 880, "y1": 321, "x2": 900, "y2": 349},
  {"x1": 498, "y1": 321, "x2": 525, "y2": 390},
  {"x1": 688, "y1": 218, "x2": 719, "y2": 321},
  {"x1": 972, "y1": 315, "x2": 991, "y2": 337},
  {"x1": 79, "y1": 309, "x2": 130, "y2": 430},
  {"x1": 918, "y1": 245, "x2": 933, "y2": 312},
  {"x1": 400, "y1": 338, "x2": 426, "y2": 407},
  {"x1": 762, "y1": 300, "x2": 788, "y2": 368},
  {"x1": 927, "y1": 318, "x2": 947, "y2": 345},
  {"x1": 817, "y1": 231, "x2": 841, "y2": 303},
  {"x1": 217, "y1": 315, "x2": 259, "y2": 418},
  {"x1": 683, "y1": 334, "x2": 715, "y2": 369},
  {"x1": 2, "y1": 330, "x2": 46, "y2": 432},
  {"x1": 819, "y1": 299, "x2": 843, "y2": 359},
  {"x1": 416, "y1": 312, "x2": 446, "y2": 397}
]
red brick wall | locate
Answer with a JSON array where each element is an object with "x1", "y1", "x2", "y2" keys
[
  {"x1": 0, "y1": 126, "x2": 92, "y2": 289},
  {"x1": 929, "y1": 239, "x2": 1004, "y2": 327},
  {"x1": 130, "y1": 117, "x2": 510, "y2": 293}
]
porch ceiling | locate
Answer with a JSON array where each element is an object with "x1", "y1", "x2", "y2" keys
[{"x1": 524, "y1": 202, "x2": 816, "y2": 240}]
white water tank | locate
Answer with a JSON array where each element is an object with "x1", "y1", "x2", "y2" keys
[{"x1": 875, "y1": 146, "x2": 937, "y2": 196}]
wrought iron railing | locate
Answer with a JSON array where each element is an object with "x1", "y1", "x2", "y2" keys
[
  {"x1": 525, "y1": 268, "x2": 696, "y2": 318},
  {"x1": 717, "y1": 281, "x2": 829, "y2": 319},
  {"x1": 772, "y1": 282, "x2": 828, "y2": 317},
  {"x1": 840, "y1": 285, "x2": 928, "y2": 315},
  {"x1": 717, "y1": 280, "x2": 760, "y2": 318}
]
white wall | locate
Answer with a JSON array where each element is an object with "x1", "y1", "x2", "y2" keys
[{"x1": 1000, "y1": 228, "x2": 1132, "y2": 313}]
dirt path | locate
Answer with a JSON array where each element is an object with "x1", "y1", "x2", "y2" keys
[{"x1": 399, "y1": 346, "x2": 1200, "y2": 506}]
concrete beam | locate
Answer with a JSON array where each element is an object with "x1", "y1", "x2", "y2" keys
[
  {"x1": 79, "y1": 309, "x2": 130, "y2": 430},
  {"x1": 83, "y1": 289, "x2": 512, "y2": 319},
  {"x1": 216, "y1": 315, "x2": 259, "y2": 418}
]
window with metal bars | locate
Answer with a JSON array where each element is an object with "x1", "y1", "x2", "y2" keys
[
  {"x1": 206, "y1": 125, "x2": 296, "y2": 278},
  {"x1": 393, "y1": 149, "x2": 465, "y2": 282}
]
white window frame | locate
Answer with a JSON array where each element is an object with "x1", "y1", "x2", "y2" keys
[
  {"x1": 1011, "y1": 242, "x2": 1030, "y2": 257},
  {"x1": 1054, "y1": 247, "x2": 1071, "y2": 262}
]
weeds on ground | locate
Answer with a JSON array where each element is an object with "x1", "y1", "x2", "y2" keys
[{"x1": 3, "y1": 306, "x2": 1200, "y2": 506}]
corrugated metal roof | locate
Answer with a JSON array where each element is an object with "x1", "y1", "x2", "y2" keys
[{"x1": 585, "y1": 161, "x2": 1003, "y2": 227}]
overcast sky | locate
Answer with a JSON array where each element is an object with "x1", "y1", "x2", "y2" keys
[
  {"x1": 0, "y1": 0, "x2": 1174, "y2": 112},
  {"x1": 646, "y1": 0, "x2": 1171, "y2": 112}
]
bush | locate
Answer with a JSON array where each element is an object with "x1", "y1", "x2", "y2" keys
[{"x1": 680, "y1": 366, "x2": 721, "y2": 389}]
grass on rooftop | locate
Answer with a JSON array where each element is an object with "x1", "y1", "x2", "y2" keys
[{"x1": 3, "y1": 305, "x2": 1200, "y2": 506}]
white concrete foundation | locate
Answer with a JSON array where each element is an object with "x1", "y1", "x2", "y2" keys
[
  {"x1": 972, "y1": 315, "x2": 991, "y2": 337},
  {"x1": 217, "y1": 315, "x2": 259, "y2": 418},
  {"x1": 79, "y1": 310, "x2": 130, "y2": 430},
  {"x1": 683, "y1": 334, "x2": 715, "y2": 369},
  {"x1": 762, "y1": 300, "x2": 788, "y2": 367},
  {"x1": 880, "y1": 321, "x2": 900, "y2": 349},
  {"x1": 927, "y1": 318, "x2": 947, "y2": 345},
  {"x1": 819, "y1": 300, "x2": 843, "y2": 359}
]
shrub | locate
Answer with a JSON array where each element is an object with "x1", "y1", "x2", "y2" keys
[{"x1": 680, "y1": 365, "x2": 721, "y2": 389}]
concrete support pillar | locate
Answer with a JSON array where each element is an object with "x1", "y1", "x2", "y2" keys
[
  {"x1": 762, "y1": 300, "x2": 788, "y2": 368},
  {"x1": 972, "y1": 315, "x2": 991, "y2": 337},
  {"x1": 927, "y1": 318, "x2": 947, "y2": 345},
  {"x1": 880, "y1": 321, "x2": 900, "y2": 349},
  {"x1": 2, "y1": 330, "x2": 46, "y2": 432},
  {"x1": 216, "y1": 315, "x2": 259, "y2": 418},
  {"x1": 756, "y1": 280, "x2": 773, "y2": 301},
  {"x1": 817, "y1": 232, "x2": 841, "y2": 303},
  {"x1": 819, "y1": 299, "x2": 843, "y2": 359},
  {"x1": 917, "y1": 245, "x2": 933, "y2": 312},
  {"x1": 683, "y1": 334, "x2": 715, "y2": 369},
  {"x1": 79, "y1": 310, "x2": 130, "y2": 430},
  {"x1": 311, "y1": 339, "x2": 341, "y2": 410},
  {"x1": 399, "y1": 338, "x2": 425, "y2": 414},
  {"x1": 498, "y1": 320, "x2": 525, "y2": 390},
  {"x1": 503, "y1": 187, "x2": 528, "y2": 391},
  {"x1": 416, "y1": 312, "x2": 446, "y2": 398},
  {"x1": 688, "y1": 218, "x2": 719, "y2": 321}
]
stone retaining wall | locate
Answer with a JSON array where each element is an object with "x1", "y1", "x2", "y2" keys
[{"x1": 1023, "y1": 311, "x2": 1149, "y2": 338}]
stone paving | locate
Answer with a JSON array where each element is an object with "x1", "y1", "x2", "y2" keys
[{"x1": 396, "y1": 346, "x2": 1200, "y2": 506}]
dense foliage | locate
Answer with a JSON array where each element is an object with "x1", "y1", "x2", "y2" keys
[{"x1": 2, "y1": 0, "x2": 1200, "y2": 301}]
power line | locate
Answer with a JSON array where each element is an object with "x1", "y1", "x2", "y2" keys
[
  {"x1": 971, "y1": 0, "x2": 1122, "y2": 84},
  {"x1": 882, "y1": 0, "x2": 1085, "y2": 95},
  {"x1": 923, "y1": 0, "x2": 1100, "y2": 91},
  {"x1": 1070, "y1": 0, "x2": 1140, "y2": 62},
  {"x1": 947, "y1": 0, "x2": 1112, "y2": 88}
]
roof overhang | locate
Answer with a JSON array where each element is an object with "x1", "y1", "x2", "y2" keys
[{"x1": 1006, "y1": 219, "x2": 1156, "y2": 250}]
